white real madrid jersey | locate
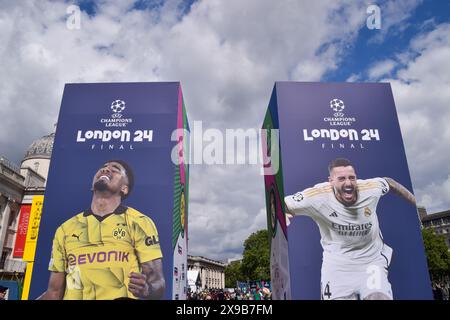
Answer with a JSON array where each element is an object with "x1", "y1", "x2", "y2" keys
[{"x1": 285, "y1": 178, "x2": 392, "y2": 267}]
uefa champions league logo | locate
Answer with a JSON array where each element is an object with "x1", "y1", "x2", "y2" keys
[
  {"x1": 330, "y1": 98, "x2": 345, "y2": 117},
  {"x1": 322, "y1": 97, "x2": 356, "y2": 126},
  {"x1": 111, "y1": 99, "x2": 126, "y2": 116}
]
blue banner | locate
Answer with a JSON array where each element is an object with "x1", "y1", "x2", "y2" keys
[
  {"x1": 266, "y1": 82, "x2": 432, "y2": 300},
  {"x1": 29, "y1": 82, "x2": 189, "y2": 300}
]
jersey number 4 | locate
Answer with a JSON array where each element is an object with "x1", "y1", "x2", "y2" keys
[{"x1": 323, "y1": 283, "x2": 332, "y2": 300}]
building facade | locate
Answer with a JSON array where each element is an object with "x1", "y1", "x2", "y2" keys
[
  {"x1": 2, "y1": 131, "x2": 232, "y2": 300},
  {"x1": 0, "y1": 133, "x2": 52, "y2": 280},
  {"x1": 0, "y1": 157, "x2": 24, "y2": 273},
  {"x1": 187, "y1": 255, "x2": 226, "y2": 290}
]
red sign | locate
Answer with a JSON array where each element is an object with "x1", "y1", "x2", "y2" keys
[{"x1": 13, "y1": 204, "x2": 32, "y2": 258}]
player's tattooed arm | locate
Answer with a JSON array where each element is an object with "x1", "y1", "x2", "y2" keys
[
  {"x1": 384, "y1": 177, "x2": 416, "y2": 207},
  {"x1": 129, "y1": 258, "x2": 165, "y2": 300}
]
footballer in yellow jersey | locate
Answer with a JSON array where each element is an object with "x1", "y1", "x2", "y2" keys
[
  {"x1": 39, "y1": 160, "x2": 165, "y2": 300},
  {"x1": 285, "y1": 158, "x2": 417, "y2": 300},
  {"x1": 49, "y1": 205, "x2": 162, "y2": 300}
]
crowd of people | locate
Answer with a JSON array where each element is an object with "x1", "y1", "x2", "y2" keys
[
  {"x1": 187, "y1": 280, "x2": 450, "y2": 300},
  {"x1": 187, "y1": 287, "x2": 272, "y2": 300},
  {"x1": 432, "y1": 279, "x2": 450, "y2": 300}
]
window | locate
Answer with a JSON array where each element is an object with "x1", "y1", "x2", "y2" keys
[
  {"x1": 8, "y1": 210, "x2": 18, "y2": 228},
  {"x1": 0, "y1": 251, "x2": 9, "y2": 269}
]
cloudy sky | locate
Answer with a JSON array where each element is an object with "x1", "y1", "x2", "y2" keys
[{"x1": 1, "y1": 0, "x2": 449, "y2": 262}]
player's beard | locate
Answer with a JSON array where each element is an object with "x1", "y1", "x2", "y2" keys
[
  {"x1": 93, "y1": 179, "x2": 110, "y2": 192},
  {"x1": 335, "y1": 185, "x2": 357, "y2": 206}
]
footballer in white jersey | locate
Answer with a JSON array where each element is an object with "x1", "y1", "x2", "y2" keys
[{"x1": 284, "y1": 158, "x2": 417, "y2": 300}]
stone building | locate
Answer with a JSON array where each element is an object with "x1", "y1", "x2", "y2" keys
[
  {"x1": 187, "y1": 255, "x2": 226, "y2": 290},
  {"x1": 420, "y1": 206, "x2": 450, "y2": 251},
  {"x1": 0, "y1": 132, "x2": 53, "y2": 278}
]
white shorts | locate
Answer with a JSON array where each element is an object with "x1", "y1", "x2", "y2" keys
[{"x1": 321, "y1": 256, "x2": 393, "y2": 300}]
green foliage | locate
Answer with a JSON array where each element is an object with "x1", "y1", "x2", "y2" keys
[
  {"x1": 241, "y1": 230, "x2": 270, "y2": 281},
  {"x1": 224, "y1": 260, "x2": 242, "y2": 288},
  {"x1": 422, "y1": 228, "x2": 450, "y2": 280},
  {"x1": 224, "y1": 230, "x2": 270, "y2": 286}
]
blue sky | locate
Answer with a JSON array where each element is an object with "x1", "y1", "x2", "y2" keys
[
  {"x1": 327, "y1": 1, "x2": 450, "y2": 81},
  {"x1": 72, "y1": 0, "x2": 450, "y2": 84},
  {"x1": 78, "y1": 0, "x2": 197, "y2": 17},
  {"x1": 0, "y1": 0, "x2": 449, "y2": 261}
]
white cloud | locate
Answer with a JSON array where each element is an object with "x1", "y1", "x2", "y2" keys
[
  {"x1": 1, "y1": 0, "x2": 432, "y2": 260},
  {"x1": 346, "y1": 73, "x2": 361, "y2": 82},
  {"x1": 368, "y1": 59, "x2": 396, "y2": 79},
  {"x1": 369, "y1": 0, "x2": 423, "y2": 42},
  {"x1": 388, "y1": 23, "x2": 450, "y2": 213},
  {"x1": 415, "y1": 175, "x2": 450, "y2": 213},
  {"x1": 187, "y1": 164, "x2": 267, "y2": 260}
]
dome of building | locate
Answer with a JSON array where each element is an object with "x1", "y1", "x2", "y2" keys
[
  {"x1": 21, "y1": 132, "x2": 55, "y2": 181},
  {"x1": 23, "y1": 132, "x2": 55, "y2": 161}
]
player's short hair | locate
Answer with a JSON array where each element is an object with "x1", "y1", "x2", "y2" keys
[
  {"x1": 0, "y1": 285, "x2": 8, "y2": 293},
  {"x1": 328, "y1": 158, "x2": 353, "y2": 174},
  {"x1": 106, "y1": 159, "x2": 134, "y2": 199}
]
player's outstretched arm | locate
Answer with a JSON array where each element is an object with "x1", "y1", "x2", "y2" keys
[
  {"x1": 36, "y1": 272, "x2": 66, "y2": 300},
  {"x1": 129, "y1": 258, "x2": 165, "y2": 300},
  {"x1": 384, "y1": 177, "x2": 416, "y2": 207}
]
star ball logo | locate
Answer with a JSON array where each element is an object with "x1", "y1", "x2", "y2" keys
[
  {"x1": 111, "y1": 99, "x2": 126, "y2": 118},
  {"x1": 330, "y1": 98, "x2": 345, "y2": 117}
]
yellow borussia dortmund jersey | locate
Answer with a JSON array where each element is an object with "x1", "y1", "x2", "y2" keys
[{"x1": 49, "y1": 205, "x2": 162, "y2": 300}]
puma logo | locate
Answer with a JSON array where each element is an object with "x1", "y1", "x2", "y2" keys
[{"x1": 71, "y1": 232, "x2": 82, "y2": 241}]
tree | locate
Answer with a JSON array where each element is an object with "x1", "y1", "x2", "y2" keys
[
  {"x1": 224, "y1": 260, "x2": 243, "y2": 288},
  {"x1": 240, "y1": 230, "x2": 270, "y2": 281},
  {"x1": 422, "y1": 228, "x2": 450, "y2": 281}
]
